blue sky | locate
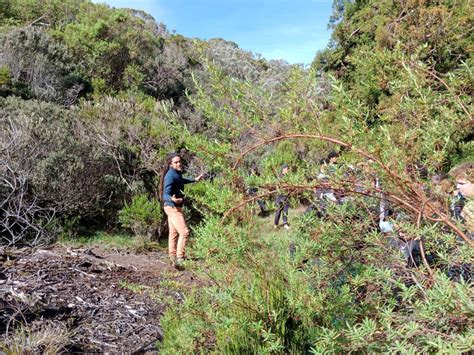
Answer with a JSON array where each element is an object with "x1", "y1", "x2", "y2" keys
[{"x1": 93, "y1": 0, "x2": 334, "y2": 64}]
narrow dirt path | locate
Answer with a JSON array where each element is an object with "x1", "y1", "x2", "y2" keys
[{"x1": 0, "y1": 245, "x2": 203, "y2": 353}]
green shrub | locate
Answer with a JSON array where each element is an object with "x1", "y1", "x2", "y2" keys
[
  {"x1": 0, "y1": 66, "x2": 10, "y2": 85},
  {"x1": 160, "y1": 200, "x2": 474, "y2": 353},
  {"x1": 0, "y1": 97, "x2": 120, "y2": 245},
  {"x1": 118, "y1": 194, "x2": 162, "y2": 240}
]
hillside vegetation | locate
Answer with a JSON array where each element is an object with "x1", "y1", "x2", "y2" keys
[{"x1": 1, "y1": 0, "x2": 473, "y2": 353}]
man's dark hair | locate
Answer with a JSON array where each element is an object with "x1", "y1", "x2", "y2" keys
[{"x1": 327, "y1": 151, "x2": 339, "y2": 160}]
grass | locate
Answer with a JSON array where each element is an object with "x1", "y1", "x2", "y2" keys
[
  {"x1": 0, "y1": 321, "x2": 70, "y2": 355},
  {"x1": 118, "y1": 280, "x2": 147, "y2": 293},
  {"x1": 159, "y1": 279, "x2": 187, "y2": 292},
  {"x1": 256, "y1": 206, "x2": 306, "y2": 234},
  {"x1": 148, "y1": 288, "x2": 175, "y2": 305}
]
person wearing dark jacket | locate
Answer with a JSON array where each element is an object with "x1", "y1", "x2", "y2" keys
[
  {"x1": 274, "y1": 164, "x2": 290, "y2": 229},
  {"x1": 160, "y1": 153, "x2": 202, "y2": 268}
]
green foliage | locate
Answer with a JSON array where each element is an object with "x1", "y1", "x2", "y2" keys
[
  {"x1": 58, "y1": 231, "x2": 137, "y2": 249},
  {"x1": 204, "y1": 38, "x2": 292, "y2": 86},
  {"x1": 451, "y1": 140, "x2": 474, "y2": 167},
  {"x1": 190, "y1": 216, "x2": 251, "y2": 262},
  {"x1": 1, "y1": 0, "x2": 84, "y2": 28},
  {"x1": 0, "y1": 96, "x2": 118, "y2": 216},
  {"x1": 161, "y1": 201, "x2": 474, "y2": 353},
  {"x1": 79, "y1": 97, "x2": 181, "y2": 181},
  {"x1": 118, "y1": 280, "x2": 146, "y2": 293},
  {"x1": 0, "y1": 66, "x2": 10, "y2": 85},
  {"x1": 261, "y1": 141, "x2": 299, "y2": 174},
  {"x1": 0, "y1": 26, "x2": 78, "y2": 102},
  {"x1": 313, "y1": 0, "x2": 472, "y2": 170},
  {"x1": 186, "y1": 179, "x2": 239, "y2": 217},
  {"x1": 119, "y1": 194, "x2": 162, "y2": 239}
]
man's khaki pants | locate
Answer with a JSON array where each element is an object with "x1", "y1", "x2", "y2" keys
[{"x1": 164, "y1": 206, "x2": 189, "y2": 259}]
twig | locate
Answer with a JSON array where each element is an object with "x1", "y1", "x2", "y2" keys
[
  {"x1": 28, "y1": 15, "x2": 48, "y2": 27},
  {"x1": 71, "y1": 268, "x2": 97, "y2": 278},
  {"x1": 89, "y1": 338, "x2": 118, "y2": 349},
  {"x1": 416, "y1": 203, "x2": 435, "y2": 280}
]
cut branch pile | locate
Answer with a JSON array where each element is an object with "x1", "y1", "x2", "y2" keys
[{"x1": 0, "y1": 246, "x2": 187, "y2": 352}]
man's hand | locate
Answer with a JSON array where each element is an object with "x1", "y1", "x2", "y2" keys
[
  {"x1": 195, "y1": 174, "x2": 204, "y2": 182},
  {"x1": 171, "y1": 195, "x2": 183, "y2": 204}
]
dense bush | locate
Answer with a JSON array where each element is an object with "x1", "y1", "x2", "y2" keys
[
  {"x1": 119, "y1": 194, "x2": 162, "y2": 240},
  {"x1": 313, "y1": 0, "x2": 472, "y2": 169},
  {"x1": 160, "y1": 198, "x2": 473, "y2": 353},
  {"x1": 0, "y1": 97, "x2": 120, "y2": 244},
  {"x1": 0, "y1": 94, "x2": 191, "y2": 244},
  {"x1": 0, "y1": 26, "x2": 82, "y2": 102}
]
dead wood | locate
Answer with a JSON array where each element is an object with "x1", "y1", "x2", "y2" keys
[{"x1": 0, "y1": 245, "x2": 202, "y2": 352}]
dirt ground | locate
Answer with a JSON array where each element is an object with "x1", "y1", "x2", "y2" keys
[{"x1": 0, "y1": 244, "x2": 203, "y2": 353}]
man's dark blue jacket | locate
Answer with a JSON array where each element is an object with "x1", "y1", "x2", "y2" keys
[{"x1": 162, "y1": 168, "x2": 195, "y2": 207}]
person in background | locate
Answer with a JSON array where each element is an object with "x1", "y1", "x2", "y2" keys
[
  {"x1": 159, "y1": 153, "x2": 203, "y2": 268},
  {"x1": 450, "y1": 162, "x2": 474, "y2": 238},
  {"x1": 247, "y1": 163, "x2": 268, "y2": 217},
  {"x1": 305, "y1": 152, "x2": 341, "y2": 217},
  {"x1": 317, "y1": 151, "x2": 340, "y2": 208},
  {"x1": 318, "y1": 150, "x2": 339, "y2": 178},
  {"x1": 431, "y1": 173, "x2": 451, "y2": 195},
  {"x1": 274, "y1": 163, "x2": 290, "y2": 229},
  {"x1": 247, "y1": 186, "x2": 268, "y2": 216},
  {"x1": 376, "y1": 176, "x2": 423, "y2": 265}
]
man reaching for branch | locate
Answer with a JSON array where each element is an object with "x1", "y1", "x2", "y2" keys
[{"x1": 160, "y1": 153, "x2": 203, "y2": 269}]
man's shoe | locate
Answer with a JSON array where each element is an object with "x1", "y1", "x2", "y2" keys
[
  {"x1": 170, "y1": 256, "x2": 177, "y2": 266},
  {"x1": 284, "y1": 224, "x2": 290, "y2": 230},
  {"x1": 174, "y1": 258, "x2": 185, "y2": 270}
]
